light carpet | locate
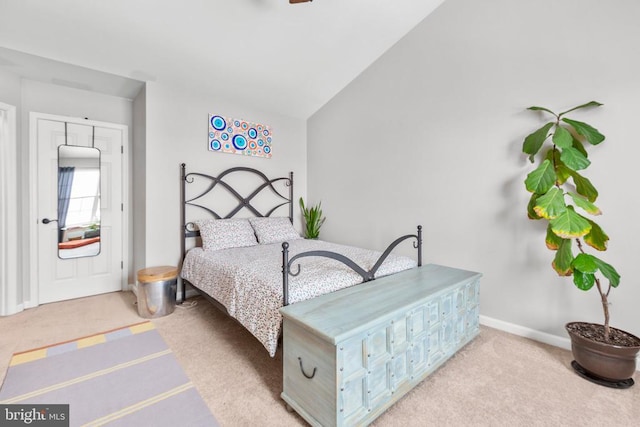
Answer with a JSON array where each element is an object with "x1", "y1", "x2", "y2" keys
[
  {"x1": 1, "y1": 292, "x2": 639, "y2": 426},
  {"x1": 0, "y1": 321, "x2": 218, "y2": 426}
]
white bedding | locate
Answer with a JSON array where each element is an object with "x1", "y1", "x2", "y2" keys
[{"x1": 181, "y1": 239, "x2": 417, "y2": 356}]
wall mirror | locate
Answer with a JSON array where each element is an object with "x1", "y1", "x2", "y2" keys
[{"x1": 57, "y1": 145, "x2": 101, "y2": 259}]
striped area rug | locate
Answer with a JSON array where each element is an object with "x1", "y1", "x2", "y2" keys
[{"x1": 0, "y1": 321, "x2": 218, "y2": 426}]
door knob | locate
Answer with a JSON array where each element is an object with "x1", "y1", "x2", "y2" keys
[{"x1": 42, "y1": 218, "x2": 58, "y2": 224}]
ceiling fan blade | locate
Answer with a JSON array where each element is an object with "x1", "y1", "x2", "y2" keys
[{"x1": 290, "y1": 0, "x2": 312, "y2": 4}]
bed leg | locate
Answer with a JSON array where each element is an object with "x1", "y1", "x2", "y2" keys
[
  {"x1": 417, "y1": 224, "x2": 423, "y2": 267},
  {"x1": 282, "y1": 242, "x2": 290, "y2": 306}
]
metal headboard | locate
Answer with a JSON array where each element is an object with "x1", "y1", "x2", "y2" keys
[{"x1": 179, "y1": 163, "x2": 294, "y2": 301}]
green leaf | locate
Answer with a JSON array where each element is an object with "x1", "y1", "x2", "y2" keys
[
  {"x1": 572, "y1": 137, "x2": 588, "y2": 157},
  {"x1": 299, "y1": 197, "x2": 325, "y2": 239},
  {"x1": 572, "y1": 253, "x2": 598, "y2": 274},
  {"x1": 584, "y1": 220, "x2": 609, "y2": 251},
  {"x1": 523, "y1": 122, "x2": 554, "y2": 161},
  {"x1": 555, "y1": 164, "x2": 571, "y2": 185},
  {"x1": 543, "y1": 147, "x2": 555, "y2": 165},
  {"x1": 567, "y1": 192, "x2": 601, "y2": 215},
  {"x1": 527, "y1": 106, "x2": 558, "y2": 116},
  {"x1": 558, "y1": 101, "x2": 603, "y2": 116},
  {"x1": 573, "y1": 270, "x2": 596, "y2": 291},
  {"x1": 553, "y1": 125, "x2": 573, "y2": 149},
  {"x1": 569, "y1": 171, "x2": 598, "y2": 202},
  {"x1": 552, "y1": 238, "x2": 574, "y2": 276},
  {"x1": 533, "y1": 187, "x2": 566, "y2": 219},
  {"x1": 545, "y1": 149, "x2": 571, "y2": 185},
  {"x1": 545, "y1": 224, "x2": 563, "y2": 250},
  {"x1": 527, "y1": 194, "x2": 542, "y2": 220},
  {"x1": 562, "y1": 118, "x2": 605, "y2": 145},
  {"x1": 525, "y1": 159, "x2": 556, "y2": 194},
  {"x1": 559, "y1": 146, "x2": 591, "y2": 171},
  {"x1": 592, "y1": 257, "x2": 620, "y2": 288},
  {"x1": 571, "y1": 254, "x2": 620, "y2": 289},
  {"x1": 549, "y1": 206, "x2": 592, "y2": 239}
]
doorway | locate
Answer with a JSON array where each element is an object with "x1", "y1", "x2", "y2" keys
[{"x1": 30, "y1": 113, "x2": 129, "y2": 304}]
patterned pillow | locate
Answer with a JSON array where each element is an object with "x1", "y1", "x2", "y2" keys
[
  {"x1": 195, "y1": 218, "x2": 258, "y2": 251},
  {"x1": 248, "y1": 217, "x2": 302, "y2": 244}
]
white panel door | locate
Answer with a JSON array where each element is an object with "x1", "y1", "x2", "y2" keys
[{"x1": 37, "y1": 117, "x2": 124, "y2": 303}]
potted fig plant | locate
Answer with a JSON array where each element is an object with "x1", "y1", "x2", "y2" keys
[
  {"x1": 299, "y1": 197, "x2": 326, "y2": 239},
  {"x1": 522, "y1": 101, "x2": 640, "y2": 388}
]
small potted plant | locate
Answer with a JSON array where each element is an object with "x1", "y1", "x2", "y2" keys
[
  {"x1": 521, "y1": 101, "x2": 640, "y2": 387},
  {"x1": 299, "y1": 197, "x2": 326, "y2": 239}
]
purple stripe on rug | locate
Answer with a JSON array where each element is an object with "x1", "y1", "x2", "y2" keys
[
  {"x1": 104, "y1": 326, "x2": 136, "y2": 341},
  {"x1": 45, "y1": 341, "x2": 79, "y2": 357}
]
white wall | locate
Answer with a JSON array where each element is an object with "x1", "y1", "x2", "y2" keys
[
  {"x1": 308, "y1": 0, "x2": 640, "y2": 341},
  {"x1": 0, "y1": 69, "x2": 21, "y2": 106},
  {"x1": 21, "y1": 80, "x2": 133, "y2": 127},
  {"x1": 141, "y1": 82, "x2": 307, "y2": 271},
  {"x1": 0, "y1": 69, "x2": 21, "y2": 314}
]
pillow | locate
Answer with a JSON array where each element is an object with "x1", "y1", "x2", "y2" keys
[
  {"x1": 248, "y1": 217, "x2": 302, "y2": 245},
  {"x1": 195, "y1": 218, "x2": 258, "y2": 251}
]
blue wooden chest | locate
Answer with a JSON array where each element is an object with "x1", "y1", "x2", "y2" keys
[{"x1": 280, "y1": 264, "x2": 482, "y2": 426}]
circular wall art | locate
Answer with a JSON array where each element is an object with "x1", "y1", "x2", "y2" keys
[
  {"x1": 232, "y1": 134, "x2": 248, "y2": 150},
  {"x1": 210, "y1": 115, "x2": 226, "y2": 131},
  {"x1": 208, "y1": 113, "x2": 272, "y2": 158}
]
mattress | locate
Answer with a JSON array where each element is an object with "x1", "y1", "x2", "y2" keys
[{"x1": 181, "y1": 239, "x2": 417, "y2": 356}]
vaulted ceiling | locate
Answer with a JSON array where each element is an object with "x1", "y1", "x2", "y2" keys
[{"x1": 0, "y1": 0, "x2": 445, "y2": 118}]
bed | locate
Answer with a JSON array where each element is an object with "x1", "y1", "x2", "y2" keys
[{"x1": 179, "y1": 164, "x2": 422, "y2": 356}]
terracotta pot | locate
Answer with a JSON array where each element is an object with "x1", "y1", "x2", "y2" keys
[{"x1": 566, "y1": 322, "x2": 640, "y2": 382}]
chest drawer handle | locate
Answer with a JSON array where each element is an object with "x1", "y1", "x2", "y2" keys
[{"x1": 298, "y1": 357, "x2": 317, "y2": 379}]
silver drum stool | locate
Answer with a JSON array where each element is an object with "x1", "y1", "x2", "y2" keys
[{"x1": 136, "y1": 266, "x2": 178, "y2": 318}]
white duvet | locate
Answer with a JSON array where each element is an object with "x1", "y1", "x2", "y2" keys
[{"x1": 181, "y1": 239, "x2": 417, "y2": 357}]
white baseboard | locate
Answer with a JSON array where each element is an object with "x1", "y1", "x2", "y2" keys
[
  {"x1": 0, "y1": 302, "x2": 24, "y2": 316},
  {"x1": 480, "y1": 315, "x2": 571, "y2": 352},
  {"x1": 479, "y1": 315, "x2": 640, "y2": 371}
]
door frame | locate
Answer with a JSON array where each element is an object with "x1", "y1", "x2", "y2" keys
[
  {"x1": 0, "y1": 102, "x2": 19, "y2": 315},
  {"x1": 28, "y1": 112, "x2": 130, "y2": 307}
]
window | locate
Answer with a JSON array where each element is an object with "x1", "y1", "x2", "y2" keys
[{"x1": 64, "y1": 168, "x2": 100, "y2": 227}]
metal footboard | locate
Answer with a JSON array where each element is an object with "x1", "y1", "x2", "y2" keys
[{"x1": 281, "y1": 225, "x2": 422, "y2": 306}]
